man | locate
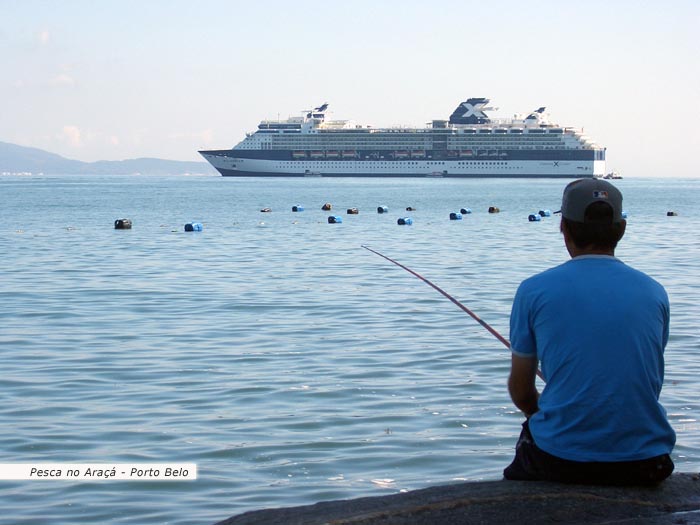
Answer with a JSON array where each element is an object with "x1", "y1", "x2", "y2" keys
[{"x1": 504, "y1": 178, "x2": 675, "y2": 485}]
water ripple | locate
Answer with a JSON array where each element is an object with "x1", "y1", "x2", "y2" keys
[{"x1": 1, "y1": 175, "x2": 698, "y2": 524}]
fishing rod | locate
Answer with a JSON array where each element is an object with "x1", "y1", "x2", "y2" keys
[
  {"x1": 361, "y1": 245, "x2": 510, "y2": 348},
  {"x1": 361, "y1": 245, "x2": 545, "y2": 381}
]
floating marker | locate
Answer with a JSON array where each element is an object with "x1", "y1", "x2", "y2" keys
[
  {"x1": 292, "y1": 205, "x2": 304, "y2": 212},
  {"x1": 449, "y1": 212, "x2": 463, "y2": 220},
  {"x1": 397, "y1": 217, "x2": 413, "y2": 225},
  {"x1": 460, "y1": 208, "x2": 472, "y2": 215},
  {"x1": 538, "y1": 209, "x2": 552, "y2": 217},
  {"x1": 184, "y1": 222, "x2": 203, "y2": 232},
  {"x1": 321, "y1": 203, "x2": 332, "y2": 211},
  {"x1": 347, "y1": 207, "x2": 359, "y2": 214},
  {"x1": 377, "y1": 206, "x2": 389, "y2": 214},
  {"x1": 528, "y1": 214, "x2": 542, "y2": 222},
  {"x1": 328, "y1": 215, "x2": 343, "y2": 224},
  {"x1": 488, "y1": 206, "x2": 500, "y2": 213},
  {"x1": 667, "y1": 211, "x2": 678, "y2": 216},
  {"x1": 114, "y1": 218, "x2": 132, "y2": 230}
]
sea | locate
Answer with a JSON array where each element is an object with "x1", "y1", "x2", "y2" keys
[{"x1": 1, "y1": 174, "x2": 699, "y2": 524}]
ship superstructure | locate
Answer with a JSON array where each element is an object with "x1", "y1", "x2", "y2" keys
[{"x1": 199, "y1": 98, "x2": 606, "y2": 178}]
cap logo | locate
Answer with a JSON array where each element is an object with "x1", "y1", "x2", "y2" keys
[{"x1": 593, "y1": 190, "x2": 609, "y2": 199}]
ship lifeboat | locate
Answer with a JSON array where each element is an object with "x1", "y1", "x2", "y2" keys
[
  {"x1": 309, "y1": 150, "x2": 324, "y2": 159},
  {"x1": 292, "y1": 150, "x2": 307, "y2": 159},
  {"x1": 410, "y1": 150, "x2": 425, "y2": 158},
  {"x1": 459, "y1": 150, "x2": 474, "y2": 157},
  {"x1": 341, "y1": 150, "x2": 357, "y2": 158},
  {"x1": 326, "y1": 151, "x2": 340, "y2": 158},
  {"x1": 393, "y1": 151, "x2": 409, "y2": 158}
]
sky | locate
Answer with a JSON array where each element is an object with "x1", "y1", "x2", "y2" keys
[{"x1": 1, "y1": 0, "x2": 698, "y2": 177}]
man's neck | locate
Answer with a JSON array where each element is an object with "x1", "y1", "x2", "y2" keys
[{"x1": 568, "y1": 246, "x2": 615, "y2": 258}]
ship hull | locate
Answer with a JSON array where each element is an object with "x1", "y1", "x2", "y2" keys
[{"x1": 200, "y1": 152, "x2": 605, "y2": 178}]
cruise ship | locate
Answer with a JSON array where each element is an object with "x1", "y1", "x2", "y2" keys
[{"x1": 199, "y1": 98, "x2": 606, "y2": 178}]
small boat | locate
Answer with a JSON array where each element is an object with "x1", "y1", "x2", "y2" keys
[{"x1": 603, "y1": 170, "x2": 622, "y2": 179}]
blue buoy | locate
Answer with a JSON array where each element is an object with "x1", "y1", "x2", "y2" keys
[
  {"x1": 328, "y1": 215, "x2": 343, "y2": 224},
  {"x1": 460, "y1": 208, "x2": 472, "y2": 214},
  {"x1": 377, "y1": 206, "x2": 389, "y2": 214},
  {"x1": 397, "y1": 217, "x2": 413, "y2": 225},
  {"x1": 114, "y1": 218, "x2": 132, "y2": 230},
  {"x1": 292, "y1": 205, "x2": 304, "y2": 212},
  {"x1": 450, "y1": 212, "x2": 463, "y2": 220},
  {"x1": 538, "y1": 209, "x2": 552, "y2": 217},
  {"x1": 184, "y1": 222, "x2": 203, "y2": 232},
  {"x1": 528, "y1": 214, "x2": 541, "y2": 222}
]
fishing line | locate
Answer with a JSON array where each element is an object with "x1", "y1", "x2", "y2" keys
[{"x1": 361, "y1": 245, "x2": 545, "y2": 381}]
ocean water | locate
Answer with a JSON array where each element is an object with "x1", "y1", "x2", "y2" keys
[{"x1": 1, "y1": 174, "x2": 698, "y2": 524}]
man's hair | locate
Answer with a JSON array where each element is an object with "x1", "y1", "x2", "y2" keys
[{"x1": 562, "y1": 201, "x2": 625, "y2": 251}]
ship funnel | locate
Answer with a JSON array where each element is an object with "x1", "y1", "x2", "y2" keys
[{"x1": 449, "y1": 98, "x2": 493, "y2": 125}]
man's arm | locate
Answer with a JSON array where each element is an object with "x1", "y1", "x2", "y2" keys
[{"x1": 508, "y1": 353, "x2": 540, "y2": 418}]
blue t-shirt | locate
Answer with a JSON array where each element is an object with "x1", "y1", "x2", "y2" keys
[{"x1": 510, "y1": 255, "x2": 675, "y2": 462}]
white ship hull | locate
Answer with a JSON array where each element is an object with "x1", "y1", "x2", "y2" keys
[{"x1": 202, "y1": 153, "x2": 605, "y2": 178}]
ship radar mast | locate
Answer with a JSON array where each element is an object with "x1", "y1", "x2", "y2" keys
[
  {"x1": 524, "y1": 106, "x2": 549, "y2": 126},
  {"x1": 306, "y1": 103, "x2": 329, "y2": 119}
]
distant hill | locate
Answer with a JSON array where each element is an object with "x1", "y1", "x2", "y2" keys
[{"x1": 0, "y1": 141, "x2": 216, "y2": 175}]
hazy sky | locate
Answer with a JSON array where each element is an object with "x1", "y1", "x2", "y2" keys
[{"x1": 2, "y1": 0, "x2": 698, "y2": 177}]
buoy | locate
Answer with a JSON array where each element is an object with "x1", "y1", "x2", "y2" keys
[
  {"x1": 321, "y1": 203, "x2": 332, "y2": 211},
  {"x1": 377, "y1": 206, "x2": 389, "y2": 214},
  {"x1": 667, "y1": 211, "x2": 678, "y2": 216},
  {"x1": 292, "y1": 205, "x2": 304, "y2": 212},
  {"x1": 328, "y1": 215, "x2": 343, "y2": 224},
  {"x1": 184, "y1": 222, "x2": 203, "y2": 232},
  {"x1": 114, "y1": 218, "x2": 132, "y2": 230},
  {"x1": 488, "y1": 206, "x2": 500, "y2": 213},
  {"x1": 538, "y1": 209, "x2": 552, "y2": 217},
  {"x1": 449, "y1": 212, "x2": 463, "y2": 220},
  {"x1": 460, "y1": 208, "x2": 472, "y2": 214},
  {"x1": 528, "y1": 214, "x2": 542, "y2": 222},
  {"x1": 397, "y1": 217, "x2": 413, "y2": 225},
  {"x1": 347, "y1": 207, "x2": 359, "y2": 214},
  {"x1": 260, "y1": 208, "x2": 272, "y2": 213}
]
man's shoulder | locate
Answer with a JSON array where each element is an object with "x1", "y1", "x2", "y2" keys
[
  {"x1": 620, "y1": 263, "x2": 669, "y2": 298},
  {"x1": 519, "y1": 256, "x2": 667, "y2": 298},
  {"x1": 520, "y1": 260, "x2": 573, "y2": 286}
]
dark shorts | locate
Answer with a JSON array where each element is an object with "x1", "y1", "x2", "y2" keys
[{"x1": 504, "y1": 420, "x2": 674, "y2": 486}]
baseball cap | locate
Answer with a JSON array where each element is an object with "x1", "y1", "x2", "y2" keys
[{"x1": 557, "y1": 178, "x2": 624, "y2": 223}]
